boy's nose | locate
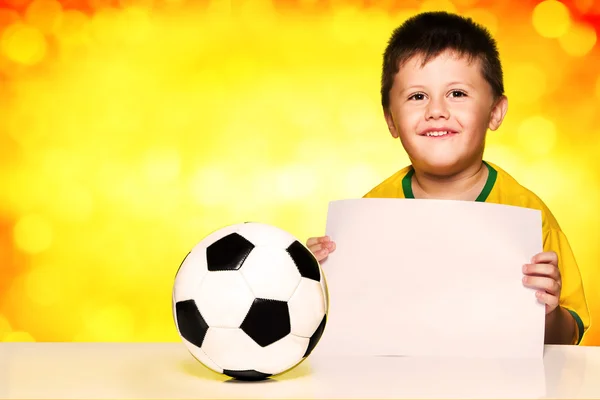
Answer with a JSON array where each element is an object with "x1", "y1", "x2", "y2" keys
[{"x1": 425, "y1": 98, "x2": 450, "y2": 120}]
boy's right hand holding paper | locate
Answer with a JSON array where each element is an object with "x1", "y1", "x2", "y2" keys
[{"x1": 306, "y1": 236, "x2": 336, "y2": 262}]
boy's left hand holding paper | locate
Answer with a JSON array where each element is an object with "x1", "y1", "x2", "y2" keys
[
  {"x1": 522, "y1": 251, "x2": 561, "y2": 314},
  {"x1": 522, "y1": 251, "x2": 578, "y2": 344}
]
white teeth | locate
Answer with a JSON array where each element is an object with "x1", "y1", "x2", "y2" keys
[{"x1": 425, "y1": 131, "x2": 449, "y2": 137}]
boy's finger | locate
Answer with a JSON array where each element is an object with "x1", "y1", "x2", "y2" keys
[
  {"x1": 314, "y1": 248, "x2": 330, "y2": 262},
  {"x1": 530, "y1": 251, "x2": 558, "y2": 266},
  {"x1": 306, "y1": 236, "x2": 329, "y2": 247},
  {"x1": 536, "y1": 291, "x2": 559, "y2": 309},
  {"x1": 316, "y1": 242, "x2": 335, "y2": 252},
  {"x1": 523, "y1": 276, "x2": 561, "y2": 296},
  {"x1": 309, "y1": 243, "x2": 324, "y2": 253},
  {"x1": 523, "y1": 263, "x2": 560, "y2": 280},
  {"x1": 306, "y1": 237, "x2": 320, "y2": 247}
]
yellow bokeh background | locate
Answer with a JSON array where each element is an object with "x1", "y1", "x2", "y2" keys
[{"x1": 0, "y1": 0, "x2": 599, "y2": 345}]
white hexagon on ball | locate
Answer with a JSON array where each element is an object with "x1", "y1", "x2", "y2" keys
[
  {"x1": 239, "y1": 246, "x2": 302, "y2": 301},
  {"x1": 236, "y1": 222, "x2": 298, "y2": 248},
  {"x1": 201, "y1": 328, "x2": 262, "y2": 372},
  {"x1": 173, "y1": 248, "x2": 209, "y2": 303},
  {"x1": 181, "y1": 336, "x2": 223, "y2": 373},
  {"x1": 288, "y1": 278, "x2": 326, "y2": 338},
  {"x1": 256, "y1": 333, "x2": 310, "y2": 375},
  {"x1": 196, "y1": 271, "x2": 255, "y2": 328}
]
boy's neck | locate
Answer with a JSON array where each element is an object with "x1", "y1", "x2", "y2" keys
[{"x1": 411, "y1": 161, "x2": 489, "y2": 201}]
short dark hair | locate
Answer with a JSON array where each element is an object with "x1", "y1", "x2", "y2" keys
[{"x1": 380, "y1": 11, "x2": 504, "y2": 109}]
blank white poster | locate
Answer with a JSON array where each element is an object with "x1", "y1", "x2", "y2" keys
[{"x1": 315, "y1": 198, "x2": 545, "y2": 359}]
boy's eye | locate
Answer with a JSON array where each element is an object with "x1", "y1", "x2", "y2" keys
[
  {"x1": 449, "y1": 90, "x2": 467, "y2": 98},
  {"x1": 408, "y1": 93, "x2": 426, "y2": 101}
]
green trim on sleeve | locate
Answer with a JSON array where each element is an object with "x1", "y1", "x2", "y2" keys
[{"x1": 567, "y1": 309, "x2": 585, "y2": 345}]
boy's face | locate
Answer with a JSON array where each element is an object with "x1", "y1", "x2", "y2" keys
[{"x1": 384, "y1": 50, "x2": 508, "y2": 176}]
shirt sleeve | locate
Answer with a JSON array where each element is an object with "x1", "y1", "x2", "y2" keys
[{"x1": 544, "y1": 228, "x2": 591, "y2": 344}]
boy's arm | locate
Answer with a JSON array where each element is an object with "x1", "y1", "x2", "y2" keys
[
  {"x1": 545, "y1": 228, "x2": 590, "y2": 344},
  {"x1": 545, "y1": 305, "x2": 577, "y2": 345}
]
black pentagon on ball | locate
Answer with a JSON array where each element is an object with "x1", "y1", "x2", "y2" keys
[
  {"x1": 176, "y1": 299, "x2": 209, "y2": 348},
  {"x1": 240, "y1": 298, "x2": 291, "y2": 347},
  {"x1": 303, "y1": 314, "x2": 327, "y2": 358},
  {"x1": 286, "y1": 240, "x2": 321, "y2": 281},
  {"x1": 206, "y1": 233, "x2": 254, "y2": 271},
  {"x1": 223, "y1": 369, "x2": 272, "y2": 381}
]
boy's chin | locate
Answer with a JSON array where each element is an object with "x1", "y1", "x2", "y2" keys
[{"x1": 417, "y1": 160, "x2": 466, "y2": 177}]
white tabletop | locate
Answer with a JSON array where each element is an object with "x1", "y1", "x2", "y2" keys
[{"x1": 1, "y1": 343, "x2": 599, "y2": 399}]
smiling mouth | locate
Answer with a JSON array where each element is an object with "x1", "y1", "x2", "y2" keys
[{"x1": 422, "y1": 130, "x2": 457, "y2": 137}]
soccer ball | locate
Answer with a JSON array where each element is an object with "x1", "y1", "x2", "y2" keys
[{"x1": 172, "y1": 222, "x2": 329, "y2": 381}]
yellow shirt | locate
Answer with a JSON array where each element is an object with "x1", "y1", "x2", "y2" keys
[{"x1": 363, "y1": 160, "x2": 590, "y2": 344}]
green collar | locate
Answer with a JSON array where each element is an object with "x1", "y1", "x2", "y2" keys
[{"x1": 402, "y1": 161, "x2": 497, "y2": 202}]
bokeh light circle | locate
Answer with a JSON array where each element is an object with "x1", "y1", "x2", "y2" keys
[
  {"x1": 558, "y1": 23, "x2": 597, "y2": 57},
  {"x1": 13, "y1": 214, "x2": 53, "y2": 254},
  {"x1": 0, "y1": 23, "x2": 47, "y2": 65},
  {"x1": 532, "y1": 0, "x2": 571, "y2": 38}
]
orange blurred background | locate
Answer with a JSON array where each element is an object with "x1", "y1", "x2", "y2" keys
[{"x1": 0, "y1": 0, "x2": 599, "y2": 345}]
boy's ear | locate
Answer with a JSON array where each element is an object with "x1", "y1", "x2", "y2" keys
[
  {"x1": 384, "y1": 109, "x2": 399, "y2": 138},
  {"x1": 489, "y1": 95, "x2": 508, "y2": 131}
]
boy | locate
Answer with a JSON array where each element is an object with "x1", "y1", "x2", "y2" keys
[{"x1": 306, "y1": 11, "x2": 590, "y2": 345}]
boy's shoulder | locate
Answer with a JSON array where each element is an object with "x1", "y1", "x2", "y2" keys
[
  {"x1": 487, "y1": 161, "x2": 561, "y2": 231},
  {"x1": 362, "y1": 165, "x2": 412, "y2": 198}
]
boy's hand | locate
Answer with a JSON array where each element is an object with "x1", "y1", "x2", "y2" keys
[
  {"x1": 306, "y1": 236, "x2": 336, "y2": 263},
  {"x1": 522, "y1": 251, "x2": 561, "y2": 315}
]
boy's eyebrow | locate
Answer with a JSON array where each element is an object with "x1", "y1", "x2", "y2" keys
[
  {"x1": 446, "y1": 81, "x2": 476, "y2": 89},
  {"x1": 399, "y1": 82, "x2": 476, "y2": 93},
  {"x1": 399, "y1": 84, "x2": 426, "y2": 93}
]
